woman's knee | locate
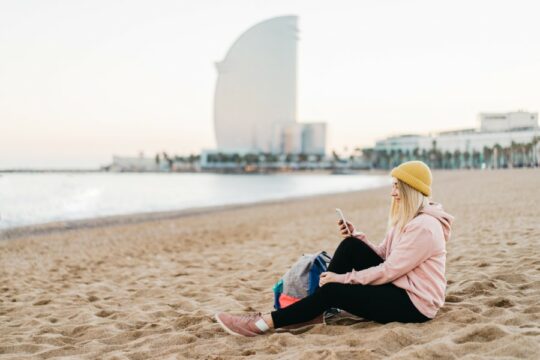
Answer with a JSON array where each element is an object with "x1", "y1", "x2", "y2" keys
[
  {"x1": 337, "y1": 236, "x2": 359, "y2": 251},
  {"x1": 337, "y1": 236, "x2": 371, "y2": 254},
  {"x1": 318, "y1": 282, "x2": 344, "y2": 301}
]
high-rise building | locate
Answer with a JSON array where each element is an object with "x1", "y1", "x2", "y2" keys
[
  {"x1": 270, "y1": 123, "x2": 327, "y2": 155},
  {"x1": 301, "y1": 123, "x2": 326, "y2": 155},
  {"x1": 214, "y1": 16, "x2": 298, "y2": 153}
]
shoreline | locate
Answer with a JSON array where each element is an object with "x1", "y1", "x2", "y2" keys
[
  {"x1": 0, "y1": 171, "x2": 391, "y2": 241},
  {"x1": 0, "y1": 167, "x2": 525, "y2": 241},
  {"x1": 0, "y1": 185, "x2": 385, "y2": 241}
]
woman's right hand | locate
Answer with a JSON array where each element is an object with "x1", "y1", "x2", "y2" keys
[
  {"x1": 337, "y1": 220, "x2": 367, "y2": 240},
  {"x1": 337, "y1": 219, "x2": 355, "y2": 237}
]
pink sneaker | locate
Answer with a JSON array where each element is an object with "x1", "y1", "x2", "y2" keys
[{"x1": 215, "y1": 312, "x2": 268, "y2": 337}]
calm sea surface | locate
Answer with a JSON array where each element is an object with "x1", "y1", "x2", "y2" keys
[{"x1": 0, "y1": 173, "x2": 390, "y2": 230}]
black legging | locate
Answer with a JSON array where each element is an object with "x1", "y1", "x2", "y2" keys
[{"x1": 271, "y1": 237, "x2": 431, "y2": 328}]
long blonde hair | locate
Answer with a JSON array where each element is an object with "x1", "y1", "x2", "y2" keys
[{"x1": 388, "y1": 178, "x2": 430, "y2": 233}]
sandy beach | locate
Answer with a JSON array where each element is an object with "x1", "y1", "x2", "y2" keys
[{"x1": 1, "y1": 169, "x2": 539, "y2": 359}]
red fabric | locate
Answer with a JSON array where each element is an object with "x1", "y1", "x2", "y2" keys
[{"x1": 279, "y1": 293, "x2": 301, "y2": 308}]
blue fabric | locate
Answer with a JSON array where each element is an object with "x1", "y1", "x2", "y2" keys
[
  {"x1": 308, "y1": 254, "x2": 329, "y2": 295},
  {"x1": 273, "y1": 279, "x2": 284, "y2": 310}
]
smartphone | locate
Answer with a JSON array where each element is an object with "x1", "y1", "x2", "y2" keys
[{"x1": 335, "y1": 208, "x2": 352, "y2": 236}]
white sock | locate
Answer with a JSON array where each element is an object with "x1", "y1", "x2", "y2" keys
[{"x1": 255, "y1": 318, "x2": 270, "y2": 332}]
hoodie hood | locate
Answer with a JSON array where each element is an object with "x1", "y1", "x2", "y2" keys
[{"x1": 419, "y1": 202, "x2": 454, "y2": 241}]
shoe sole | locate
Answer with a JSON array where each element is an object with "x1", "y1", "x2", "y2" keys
[
  {"x1": 275, "y1": 317, "x2": 325, "y2": 333},
  {"x1": 214, "y1": 313, "x2": 244, "y2": 337}
]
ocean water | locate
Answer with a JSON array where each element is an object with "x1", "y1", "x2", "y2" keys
[{"x1": 0, "y1": 173, "x2": 390, "y2": 230}]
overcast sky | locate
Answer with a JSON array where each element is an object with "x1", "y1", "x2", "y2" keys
[{"x1": 1, "y1": 0, "x2": 539, "y2": 169}]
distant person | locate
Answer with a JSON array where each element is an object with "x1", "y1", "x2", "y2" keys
[{"x1": 215, "y1": 161, "x2": 454, "y2": 336}]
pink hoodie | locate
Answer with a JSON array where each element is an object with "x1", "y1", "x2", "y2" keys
[{"x1": 334, "y1": 202, "x2": 454, "y2": 319}]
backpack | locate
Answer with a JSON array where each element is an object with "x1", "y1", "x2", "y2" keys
[{"x1": 273, "y1": 251, "x2": 332, "y2": 310}]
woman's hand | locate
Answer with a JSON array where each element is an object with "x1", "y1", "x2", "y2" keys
[
  {"x1": 337, "y1": 219, "x2": 367, "y2": 240},
  {"x1": 319, "y1": 271, "x2": 340, "y2": 286},
  {"x1": 337, "y1": 219, "x2": 355, "y2": 237}
]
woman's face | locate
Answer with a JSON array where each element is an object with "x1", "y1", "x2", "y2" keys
[{"x1": 391, "y1": 177, "x2": 401, "y2": 201}]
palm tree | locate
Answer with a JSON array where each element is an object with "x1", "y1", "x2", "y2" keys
[
  {"x1": 375, "y1": 150, "x2": 387, "y2": 169},
  {"x1": 245, "y1": 153, "x2": 259, "y2": 164},
  {"x1": 493, "y1": 144, "x2": 503, "y2": 169},
  {"x1": 503, "y1": 146, "x2": 512, "y2": 168},
  {"x1": 412, "y1": 147, "x2": 420, "y2": 161},
  {"x1": 435, "y1": 150, "x2": 444, "y2": 169},
  {"x1": 443, "y1": 151, "x2": 452, "y2": 169},
  {"x1": 510, "y1": 141, "x2": 518, "y2": 168},
  {"x1": 389, "y1": 149, "x2": 397, "y2": 168},
  {"x1": 421, "y1": 149, "x2": 428, "y2": 164},
  {"x1": 361, "y1": 148, "x2": 375, "y2": 168},
  {"x1": 428, "y1": 140, "x2": 438, "y2": 168},
  {"x1": 524, "y1": 143, "x2": 533, "y2": 167},
  {"x1": 463, "y1": 150, "x2": 471, "y2": 169},
  {"x1": 162, "y1": 152, "x2": 173, "y2": 170},
  {"x1": 453, "y1": 149, "x2": 461, "y2": 169},
  {"x1": 405, "y1": 149, "x2": 411, "y2": 162},
  {"x1": 472, "y1": 150, "x2": 481, "y2": 169},
  {"x1": 482, "y1": 146, "x2": 493, "y2": 169},
  {"x1": 532, "y1": 136, "x2": 540, "y2": 167}
]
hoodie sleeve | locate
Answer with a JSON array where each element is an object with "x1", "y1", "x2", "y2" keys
[
  {"x1": 353, "y1": 231, "x2": 388, "y2": 260},
  {"x1": 336, "y1": 221, "x2": 435, "y2": 285}
]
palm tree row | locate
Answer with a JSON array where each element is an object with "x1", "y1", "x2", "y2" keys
[
  {"x1": 365, "y1": 136, "x2": 540, "y2": 170},
  {"x1": 204, "y1": 152, "x2": 323, "y2": 165}
]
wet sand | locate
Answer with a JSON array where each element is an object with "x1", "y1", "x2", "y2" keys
[{"x1": 1, "y1": 169, "x2": 539, "y2": 359}]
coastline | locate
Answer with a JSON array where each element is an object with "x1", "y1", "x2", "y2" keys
[
  {"x1": 0, "y1": 183, "x2": 384, "y2": 241},
  {"x1": 1, "y1": 169, "x2": 539, "y2": 359},
  {"x1": 0, "y1": 170, "x2": 390, "y2": 240}
]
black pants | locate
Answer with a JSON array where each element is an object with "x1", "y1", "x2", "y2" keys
[{"x1": 271, "y1": 237, "x2": 430, "y2": 328}]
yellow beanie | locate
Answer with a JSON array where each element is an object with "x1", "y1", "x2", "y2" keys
[{"x1": 390, "y1": 161, "x2": 432, "y2": 196}]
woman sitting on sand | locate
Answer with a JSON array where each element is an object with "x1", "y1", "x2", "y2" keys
[{"x1": 215, "y1": 160, "x2": 454, "y2": 337}]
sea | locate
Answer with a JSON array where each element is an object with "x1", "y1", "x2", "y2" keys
[{"x1": 0, "y1": 172, "x2": 390, "y2": 230}]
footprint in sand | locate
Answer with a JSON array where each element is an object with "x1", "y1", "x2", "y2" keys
[
  {"x1": 457, "y1": 280, "x2": 497, "y2": 296},
  {"x1": 95, "y1": 310, "x2": 114, "y2": 318},
  {"x1": 87, "y1": 295, "x2": 99, "y2": 302},
  {"x1": 453, "y1": 325, "x2": 508, "y2": 344},
  {"x1": 445, "y1": 294, "x2": 463, "y2": 303},
  {"x1": 485, "y1": 297, "x2": 515, "y2": 308},
  {"x1": 33, "y1": 299, "x2": 51, "y2": 306}
]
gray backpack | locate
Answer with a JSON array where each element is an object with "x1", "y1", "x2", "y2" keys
[{"x1": 273, "y1": 251, "x2": 331, "y2": 309}]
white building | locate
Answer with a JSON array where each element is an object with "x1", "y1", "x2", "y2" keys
[
  {"x1": 301, "y1": 123, "x2": 326, "y2": 155},
  {"x1": 479, "y1": 111, "x2": 538, "y2": 132},
  {"x1": 214, "y1": 16, "x2": 298, "y2": 153},
  {"x1": 374, "y1": 134, "x2": 432, "y2": 153},
  {"x1": 212, "y1": 16, "x2": 327, "y2": 157},
  {"x1": 280, "y1": 123, "x2": 304, "y2": 154},
  {"x1": 374, "y1": 111, "x2": 539, "y2": 155},
  {"x1": 271, "y1": 122, "x2": 327, "y2": 155},
  {"x1": 108, "y1": 155, "x2": 160, "y2": 172}
]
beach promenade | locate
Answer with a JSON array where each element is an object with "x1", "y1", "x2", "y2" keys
[{"x1": 1, "y1": 169, "x2": 539, "y2": 359}]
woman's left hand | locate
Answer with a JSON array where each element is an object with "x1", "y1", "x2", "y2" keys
[{"x1": 319, "y1": 271, "x2": 339, "y2": 287}]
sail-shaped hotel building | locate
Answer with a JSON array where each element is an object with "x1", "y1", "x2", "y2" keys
[{"x1": 212, "y1": 16, "x2": 325, "y2": 155}]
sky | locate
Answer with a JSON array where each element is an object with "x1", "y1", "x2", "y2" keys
[{"x1": 1, "y1": 0, "x2": 539, "y2": 169}]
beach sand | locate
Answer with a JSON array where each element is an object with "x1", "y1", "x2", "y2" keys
[{"x1": 1, "y1": 169, "x2": 539, "y2": 359}]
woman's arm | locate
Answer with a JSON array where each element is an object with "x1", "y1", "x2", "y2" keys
[
  {"x1": 335, "y1": 222, "x2": 435, "y2": 285},
  {"x1": 352, "y1": 230, "x2": 389, "y2": 260}
]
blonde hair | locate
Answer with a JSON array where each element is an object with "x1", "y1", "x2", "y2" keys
[{"x1": 388, "y1": 178, "x2": 430, "y2": 233}]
